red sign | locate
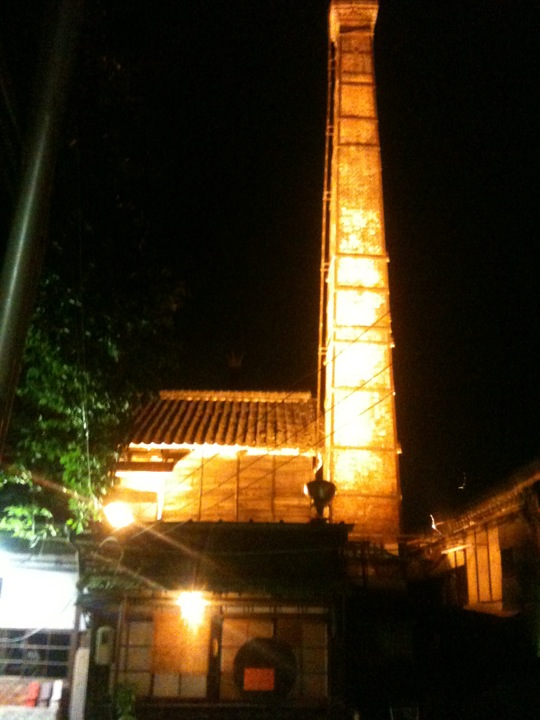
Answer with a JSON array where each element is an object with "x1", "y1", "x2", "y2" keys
[{"x1": 243, "y1": 667, "x2": 275, "y2": 691}]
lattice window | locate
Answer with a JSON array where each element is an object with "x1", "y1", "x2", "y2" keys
[
  {"x1": 0, "y1": 629, "x2": 70, "y2": 678},
  {"x1": 117, "y1": 619, "x2": 153, "y2": 696}
]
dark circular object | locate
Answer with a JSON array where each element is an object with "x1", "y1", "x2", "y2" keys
[{"x1": 233, "y1": 637, "x2": 297, "y2": 702}]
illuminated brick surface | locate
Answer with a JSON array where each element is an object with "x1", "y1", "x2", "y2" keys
[{"x1": 323, "y1": 1, "x2": 400, "y2": 539}]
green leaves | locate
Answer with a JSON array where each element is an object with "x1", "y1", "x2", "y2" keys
[
  {"x1": 0, "y1": 468, "x2": 57, "y2": 543},
  {"x1": 114, "y1": 681, "x2": 138, "y2": 720},
  {"x1": 0, "y1": 505, "x2": 57, "y2": 543},
  {"x1": 2, "y1": 277, "x2": 132, "y2": 539}
]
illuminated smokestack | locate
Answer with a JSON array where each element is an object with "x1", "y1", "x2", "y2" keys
[{"x1": 320, "y1": 1, "x2": 400, "y2": 541}]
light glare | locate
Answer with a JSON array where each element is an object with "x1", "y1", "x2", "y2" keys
[
  {"x1": 176, "y1": 591, "x2": 208, "y2": 629},
  {"x1": 103, "y1": 501, "x2": 134, "y2": 529}
]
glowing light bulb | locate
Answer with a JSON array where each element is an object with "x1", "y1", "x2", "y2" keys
[
  {"x1": 103, "y1": 501, "x2": 134, "y2": 529},
  {"x1": 176, "y1": 591, "x2": 208, "y2": 629}
]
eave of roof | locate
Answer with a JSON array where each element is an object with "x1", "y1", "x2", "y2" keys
[
  {"x1": 127, "y1": 389, "x2": 320, "y2": 454},
  {"x1": 77, "y1": 521, "x2": 351, "y2": 597},
  {"x1": 417, "y1": 462, "x2": 540, "y2": 545}
]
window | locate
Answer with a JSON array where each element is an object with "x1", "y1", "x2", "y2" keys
[
  {"x1": 152, "y1": 608, "x2": 209, "y2": 699},
  {"x1": 220, "y1": 615, "x2": 328, "y2": 701},
  {"x1": 117, "y1": 620, "x2": 153, "y2": 696},
  {"x1": 443, "y1": 566, "x2": 468, "y2": 607},
  {"x1": 0, "y1": 629, "x2": 71, "y2": 678},
  {"x1": 119, "y1": 606, "x2": 329, "y2": 702}
]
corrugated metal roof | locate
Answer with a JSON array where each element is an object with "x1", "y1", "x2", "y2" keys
[{"x1": 129, "y1": 390, "x2": 320, "y2": 453}]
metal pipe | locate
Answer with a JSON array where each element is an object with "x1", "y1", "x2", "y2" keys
[{"x1": 317, "y1": 37, "x2": 335, "y2": 435}]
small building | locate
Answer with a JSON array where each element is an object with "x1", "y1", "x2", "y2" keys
[
  {"x1": 405, "y1": 462, "x2": 540, "y2": 718},
  {"x1": 73, "y1": 389, "x2": 414, "y2": 719},
  {"x1": 77, "y1": 521, "x2": 350, "y2": 720},
  {"x1": 73, "y1": 390, "x2": 355, "y2": 719},
  {"x1": 410, "y1": 463, "x2": 540, "y2": 623}
]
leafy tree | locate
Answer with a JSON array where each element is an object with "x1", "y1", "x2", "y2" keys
[
  {"x1": 1, "y1": 272, "x2": 132, "y2": 537},
  {"x1": 1, "y1": 254, "x2": 185, "y2": 539}
]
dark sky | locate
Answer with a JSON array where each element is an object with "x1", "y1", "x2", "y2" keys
[
  {"x1": 2, "y1": 0, "x2": 540, "y2": 531},
  {"x1": 375, "y1": 1, "x2": 540, "y2": 529}
]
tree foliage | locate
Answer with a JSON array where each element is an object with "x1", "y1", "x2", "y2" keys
[{"x1": 1, "y1": 274, "x2": 132, "y2": 537}]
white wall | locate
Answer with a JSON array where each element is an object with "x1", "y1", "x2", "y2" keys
[{"x1": 0, "y1": 552, "x2": 78, "y2": 630}]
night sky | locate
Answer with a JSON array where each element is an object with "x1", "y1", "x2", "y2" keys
[{"x1": 1, "y1": 0, "x2": 539, "y2": 531}]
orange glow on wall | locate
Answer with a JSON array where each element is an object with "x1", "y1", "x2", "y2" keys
[
  {"x1": 338, "y1": 207, "x2": 381, "y2": 253},
  {"x1": 336, "y1": 256, "x2": 386, "y2": 288},
  {"x1": 331, "y1": 341, "x2": 390, "y2": 389},
  {"x1": 335, "y1": 288, "x2": 387, "y2": 328}
]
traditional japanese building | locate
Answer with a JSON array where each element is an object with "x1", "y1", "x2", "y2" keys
[
  {"x1": 104, "y1": 390, "x2": 320, "y2": 526},
  {"x1": 76, "y1": 390, "x2": 407, "y2": 720},
  {"x1": 403, "y1": 462, "x2": 540, "y2": 719},
  {"x1": 75, "y1": 392, "x2": 357, "y2": 719},
  {"x1": 408, "y1": 461, "x2": 540, "y2": 623},
  {"x1": 72, "y1": 3, "x2": 411, "y2": 719}
]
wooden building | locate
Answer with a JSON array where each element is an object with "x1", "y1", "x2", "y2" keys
[
  {"x1": 74, "y1": 389, "x2": 411, "y2": 719},
  {"x1": 73, "y1": 391, "x2": 357, "y2": 719},
  {"x1": 77, "y1": 521, "x2": 351, "y2": 720},
  {"x1": 105, "y1": 390, "x2": 320, "y2": 526},
  {"x1": 409, "y1": 462, "x2": 540, "y2": 625},
  {"x1": 73, "y1": 2, "x2": 412, "y2": 718},
  {"x1": 403, "y1": 463, "x2": 540, "y2": 718}
]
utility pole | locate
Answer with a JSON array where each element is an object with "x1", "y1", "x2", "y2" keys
[{"x1": 0, "y1": 0, "x2": 83, "y2": 455}]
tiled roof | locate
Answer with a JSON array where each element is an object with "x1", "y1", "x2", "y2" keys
[{"x1": 129, "y1": 390, "x2": 320, "y2": 453}]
